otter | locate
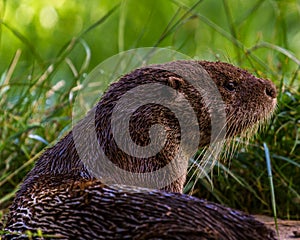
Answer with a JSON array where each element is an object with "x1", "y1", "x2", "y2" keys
[{"x1": 4, "y1": 60, "x2": 277, "y2": 239}]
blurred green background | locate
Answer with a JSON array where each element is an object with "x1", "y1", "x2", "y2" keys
[{"x1": 0, "y1": 0, "x2": 299, "y2": 222}]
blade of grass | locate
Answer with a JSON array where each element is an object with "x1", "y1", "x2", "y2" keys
[
  {"x1": 0, "y1": 144, "x2": 45, "y2": 188},
  {"x1": 0, "y1": 49, "x2": 22, "y2": 105},
  {"x1": 171, "y1": 0, "x2": 277, "y2": 77},
  {"x1": 234, "y1": 0, "x2": 266, "y2": 27},
  {"x1": 248, "y1": 42, "x2": 300, "y2": 66},
  {"x1": 0, "y1": 20, "x2": 45, "y2": 67},
  {"x1": 47, "y1": 4, "x2": 120, "y2": 82},
  {"x1": 118, "y1": 0, "x2": 127, "y2": 52},
  {"x1": 139, "y1": 0, "x2": 204, "y2": 62},
  {"x1": 154, "y1": 0, "x2": 204, "y2": 47},
  {"x1": 26, "y1": 5, "x2": 119, "y2": 103},
  {"x1": 0, "y1": 187, "x2": 18, "y2": 206},
  {"x1": 79, "y1": 40, "x2": 91, "y2": 75},
  {"x1": 289, "y1": 66, "x2": 299, "y2": 88},
  {"x1": 272, "y1": 154, "x2": 300, "y2": 168},
  {"x1": 263, "y1": 142, "x2": 279, "y2": 235},
  {"x1": 217, "y1": 161, "x2": 269, "y2": 205},
  {"x1": 222, "y1": 0, "x2": 241, "y2": 62}
]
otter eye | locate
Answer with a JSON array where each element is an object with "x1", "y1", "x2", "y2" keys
[{"x1": 224, "y1": 82, "x2": 236, "y2": 92}]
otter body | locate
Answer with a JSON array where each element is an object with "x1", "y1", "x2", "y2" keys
[
  {"x1": 5, "y1": 176, "x2": 276, "y2": 240},
  {"x1": 4, "y1": 61, "x2": 277, "y2": 239}
]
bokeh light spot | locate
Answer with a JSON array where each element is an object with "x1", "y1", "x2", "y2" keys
[
  {"x1": 39, "y1": 6, "x2": 58, "y2": 29},
  {"x1": 15, "y1": 4, "x2": 34, "y2": 26}
]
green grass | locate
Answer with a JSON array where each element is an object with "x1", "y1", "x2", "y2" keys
[{"x1": 0, "y1": 0, "x2": 299, "y2": 227}]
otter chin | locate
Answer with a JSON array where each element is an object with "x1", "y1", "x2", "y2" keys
[{"x1": 4, "y1": 60, "x2": 277, "y2": 240}]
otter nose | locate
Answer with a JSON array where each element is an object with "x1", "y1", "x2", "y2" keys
[{"x1": 265, "y1": 83, "x2": 277, "y2": 99}]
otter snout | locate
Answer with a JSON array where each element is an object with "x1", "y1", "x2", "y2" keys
[{"x1": 264, "y1": 80, "x2": 277, "y2": 99}]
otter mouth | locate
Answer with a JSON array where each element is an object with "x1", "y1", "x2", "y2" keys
[{"x1": 226, "y1": 96, "x2": 277, "y2": 139}]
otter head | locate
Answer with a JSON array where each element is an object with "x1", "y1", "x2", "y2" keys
[{"x1": 198, "y1": 61, "x2": 277, "y2": 139}]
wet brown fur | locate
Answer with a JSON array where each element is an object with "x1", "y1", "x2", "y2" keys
[{"x1": 4, "y1": 174, "x2": 276, "y2": 240}]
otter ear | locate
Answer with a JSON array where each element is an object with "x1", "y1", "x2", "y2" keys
[
  {"x1": 167, "y1": 76, "x2": 185, "y2": 90},
  {"x1": 160, "y1": 76, "x2": 185, "y2": 100}
]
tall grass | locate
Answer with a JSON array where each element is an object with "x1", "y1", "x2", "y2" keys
[{"x1": 0, "y1": 0, "x2": 299, "y2": 225}]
